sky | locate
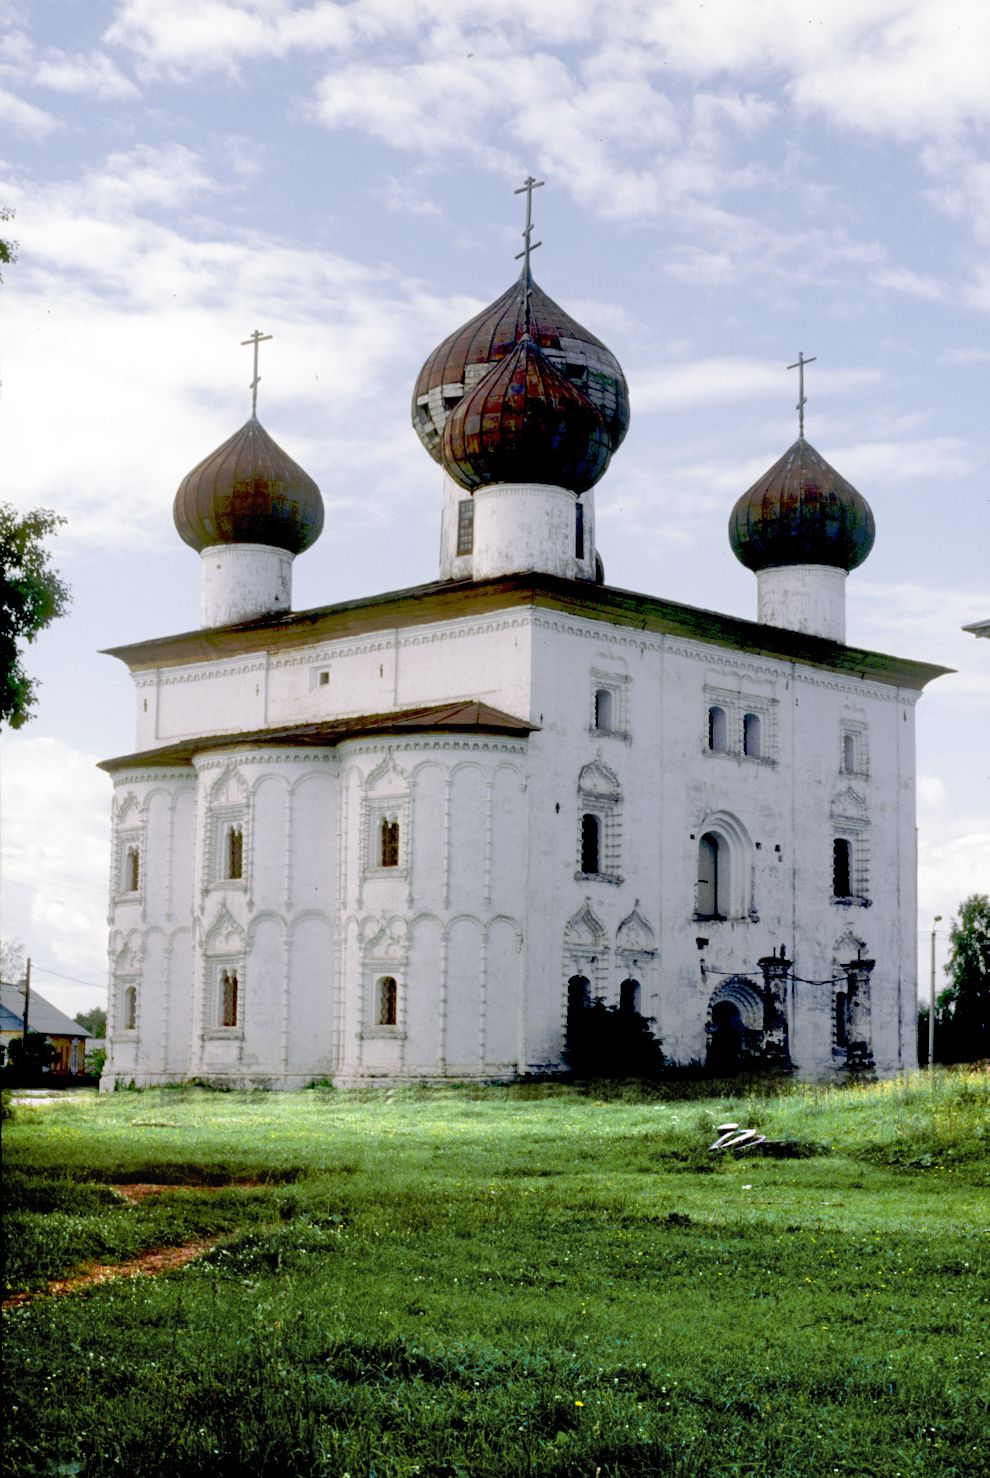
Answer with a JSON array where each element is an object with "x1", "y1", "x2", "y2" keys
[{"x1": 1, "y1": 0, "x2": 987, "y2": 1022}]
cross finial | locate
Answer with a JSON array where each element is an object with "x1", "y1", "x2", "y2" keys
[
  {"x1": 514, "y1": 175, "x2": 544, "y2": 335},
  {"x1": 787, "y1": 351, "x2": 817, "y2": 438},
  {"x1": 241, "y1": 328, "x2": 273, "y2": 416}
]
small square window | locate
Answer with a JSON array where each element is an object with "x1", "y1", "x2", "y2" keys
[{"x1": 319, "y1": 670, "x2": 330, "y2": 686}]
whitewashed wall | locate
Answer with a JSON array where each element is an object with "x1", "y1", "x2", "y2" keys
[{"x1": 106, "y1": 601, "x2": 921, "y2": 1087}]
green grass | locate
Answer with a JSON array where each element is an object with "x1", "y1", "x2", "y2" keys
[{"x1": 2, "y1": 1070, "x2": 988, "y2": 1477}]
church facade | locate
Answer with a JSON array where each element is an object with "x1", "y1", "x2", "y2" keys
[{"x1": 100, "y1": 240, "x2": 946, "y2": 1089}]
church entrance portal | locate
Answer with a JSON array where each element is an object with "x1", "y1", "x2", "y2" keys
[
  {"x1": 707, "y1": 1000, "x2": 745, "y2": 1073},
  {"x1": 705, "y1": 977, "x2": 765, "y2": 1074}
]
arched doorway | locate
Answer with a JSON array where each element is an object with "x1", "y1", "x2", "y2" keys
[
  {"x1": 707, "y1": 999, "x2": 744, "y2": 1072},
  {"x1": 705, "y1": 977, "x2": 765, "y2": 1074}
]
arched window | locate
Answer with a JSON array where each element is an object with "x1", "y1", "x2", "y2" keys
[
  {"x1": 842, "y1": 733, "x2": 856, "y2": 773},
  {"x1": 580, "y1": 813, "x2": 601, "y2": 874},
  {"x1": 226, "y1": 826, "x2": 243, "y2": 881},
  {"x1": 123, "y1": 985, "x2": 137, "y2": 1031},
  {"x1": 377, "y1": 975, "x2": 398, "y2": 1026},
  {"x1": 380, "y1": 817, "x2": 400, "y2": 868},
  {"x1": 566, "y1": 974, "x2": 590, "y2": 1047},
  {"x1": 124, "y1": 846, "x2": 140, "y2": 893},
  {"x1": 833, "y1": 838, "x2": 852, "y2": 898},
  {"x1": 697, "y1": 832, "x2": 724, "y2": 918},
  {"x1": 834, "y1": 990, "x2": 848, "y2": 1048},
  {"x1": 594, "y1": 688, "x2": 613, "y2": 733},
  {"x1": 743, "y1": 713, "x2": 762, "y2": 758},
  {"x1": 708, "y1": 706, "x2": 727, "y2": 752},
  {"x1": 220, "y1": 969, "x2": 239, "y2": 1028},
  {"x1": 619, "y1": 978, "x2": 641, "y2": 1014}
]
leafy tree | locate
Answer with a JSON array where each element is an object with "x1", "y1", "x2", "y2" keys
[
  {"x1": 940, "y1": 894, "x2": 990, "y2": 1063},
  {"x1": 564, "y1": 996, "x2": 665, "y2": 1080},
  {"x1": 74, "y1": 1006, "x2": 107, "y2": 1037},
  {"x1": 0, "y1": 206, "x2": 16, "y2": 283},
  {"x1": 1, "y1": 504, "x2": 71, "y2": 728},
  {"x1": 0, "y1": 938, "x2": 26, "y2": 982},
  {"x1": 5, "y1": 1032, "x2": 59, "y2": 1075}
]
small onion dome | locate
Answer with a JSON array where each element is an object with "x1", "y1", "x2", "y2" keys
[
  {"x1": 441, "y1": 334, "x2": 612, "y2": 494},
  {"x1": 173, "y1": 415, "x2": 324, "y2": 555},
  {"x1": 729, "y1": 437, "x2": 875, "y2": 572},
  {"x1": 413, "y1": 274, "x2": 629, "y2": 462}
]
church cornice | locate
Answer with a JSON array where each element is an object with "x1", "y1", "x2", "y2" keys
[
  {"x1": 101, "y1": 574, "x2": 949, "y2": 692},
  {"x1": 99, "y1": 700, "x2": 533, "y2": 773}
]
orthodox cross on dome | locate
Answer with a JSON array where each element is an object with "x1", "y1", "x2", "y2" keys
[
  {"x1": 241, "y1": 328, "x2": 273, "y2": 416},
  {"x1": 514, "y1": 174, "x2": 544, "y2": 333},
  {"x1": 787, "y1": 351, "x2": 817, "y2": 438}
]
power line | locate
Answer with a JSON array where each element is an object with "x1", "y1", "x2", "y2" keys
[{"x1": 27, "y1": 963, "x2": 105, "y2": 991}]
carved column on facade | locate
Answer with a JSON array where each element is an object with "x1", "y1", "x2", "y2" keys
[
  {"x1": 840, "y1": 952, "x2": 876, "y2": 1077},
  {"x1": 758, "y1": 946, "x2": 793, "y2": 1073}
]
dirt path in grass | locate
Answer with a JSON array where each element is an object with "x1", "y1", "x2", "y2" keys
[
  {"x1": 1, "y1": 1181, "x2": 263, "y2": 1310},
  {"x1": 2, "y1": 1237, "x2": 221, "y2": 1309}
]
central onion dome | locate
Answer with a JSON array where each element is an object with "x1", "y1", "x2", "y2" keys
[
  {"x1": 413, "y1": 272, "x2": 629, "y2": 464},
  {"x1": 173, "y1": 416, "x2": 323, "y2": 555},
  {"x1": 441, "y1": 334, "x2": 611, "y2": 493},
  {"x1": 729, "y1": 436, "x2": 875, "y2": 572}
]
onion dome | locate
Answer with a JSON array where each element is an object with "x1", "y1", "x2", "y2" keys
[
  {"x1": 413, "y1": 273, "x2": 629, "y2": 462},
  {"x1": 729, "y1": 437, "x2": 875, "y2": 572},
  {"x1": 441, "y1": 333, "x2": 611, "y2": 494},
  {"x1": 173, "y1": 416, "x2": 323, "y2": 555}
]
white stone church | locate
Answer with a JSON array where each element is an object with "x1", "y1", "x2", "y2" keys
[{"x1": 100, "y1": 231, "x2": 946, "y2": 1089}]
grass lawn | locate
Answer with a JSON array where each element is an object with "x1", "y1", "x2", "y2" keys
[{"x1": 2, "y1": 1070, "x2": 988, "y2": 1477}]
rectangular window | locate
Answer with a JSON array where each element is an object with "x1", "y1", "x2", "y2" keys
[
  {"x1": 575, "y1": 502, "x2": 585, "y2": 560},
  {"x1": 226, "y1": 826, "x2": 244, "y2": 880},
  {"x1": 380, "y1": 817, "x2": 400, "y2": 868},
  {"x1": 833, "y1": 838, "x2": 852, "y2": 898},
  {"x1": 220, "y1": 969, "x2": 239, "y2": 1028},
  {"x1": 580, "y1": 813, "x2": 601, "y2": 874},
  {"x1": 456, "y1": 499, "x2": 474, "y2": 555}
]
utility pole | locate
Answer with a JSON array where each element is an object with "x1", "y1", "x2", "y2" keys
[
  {"x1": 929, "y1": 916, "x2": 942, "y2": 1068},
  {"x1": 21, "y1": 955, "x2": 31, "y2": 1042}
]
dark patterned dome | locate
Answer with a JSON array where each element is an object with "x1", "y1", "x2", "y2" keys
[
  {"x1": 729, "y1": 437, "x2": 875, "y2": 572},
  {"x1": 173, "y1": 416, "x2": 324, "y2": 555},
  {"x1": 441, "y1": 334, "x2": 611, "y2": 494},
  {"x1": 413, "y1": 272, "x2": 629, "y2": 462}
]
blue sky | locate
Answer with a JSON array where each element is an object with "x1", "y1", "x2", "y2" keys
[{"x1": 1, "y1": 0, "x2": 987, "y2": 1017}]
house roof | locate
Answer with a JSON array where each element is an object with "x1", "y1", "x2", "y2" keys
[
  {"x1": 0, "y1": 983, "x2": 89, "y2": 1038},
  {"x1": 99, "y1": 698, "x2": 534, "y2": 773},
  {"x1": 101, "y1": 572, "x2": 951, "y2": 692}
]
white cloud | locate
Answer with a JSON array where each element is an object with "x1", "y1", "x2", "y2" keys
[
  {"x1": 36, "y1": 49, "x2": 138, "y2": 99},
  {"x1": 104, "y1": 0, "x2": 330, "y2": 77},
  {"x1": 0, "y1": 85, "x2": 59, "y2": 138},
  {"x1": 854, "y1": 581, "x2": 990, "y2": 678},
  {"x1": 379, "y1": 176, "x2": 441, "y2": 217},
  {"x1": 829, "y1": 436, "x2": 972, "y2": 487},
  {"x1": 0, "y1": 735, "x2": 111, "y2": 1013},
  {"x1": 871, "y1": 267, "x2": 948, "y2": 303},
  {"x1": 786, "y1": 0, "x2": 990, "y2": 140},
  {"x1": 0, "y1": 142, "x2": 463, "y2": 552},
  {"x1": 633, "y1": 357, "x2": 881, "y2": 413}
]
